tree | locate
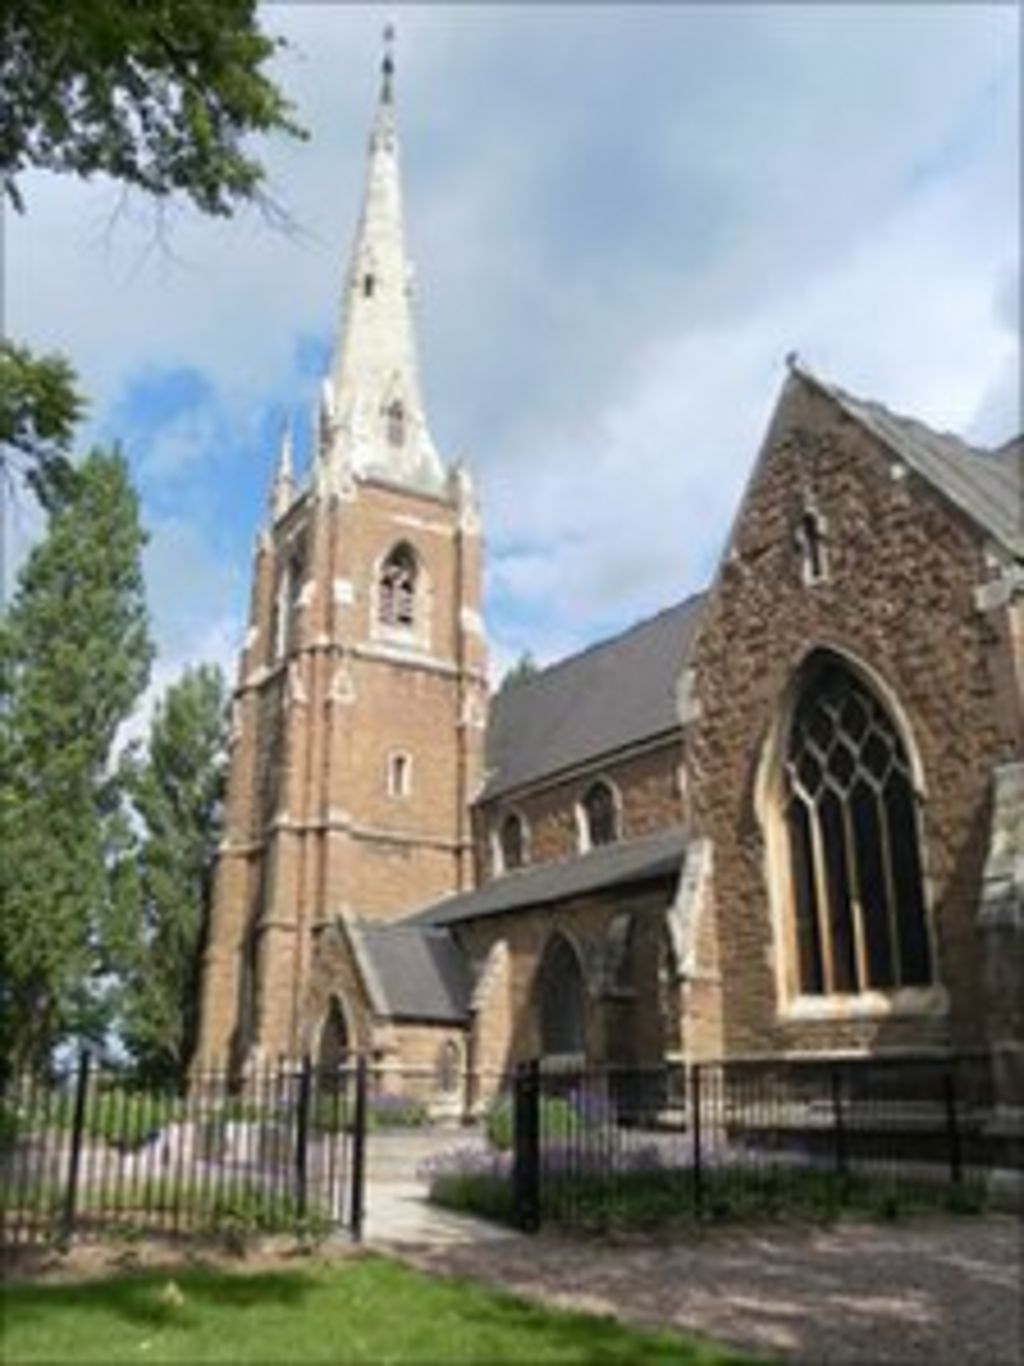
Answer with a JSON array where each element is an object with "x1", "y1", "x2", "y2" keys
[
  {"x1": 0, "y1": 450, "x2": 152, "y2": 1070},
  {"x1": 0, "y1": 0, "x2": 305, "y2": 501},
  {"x1": 500, "y1": 651, "x2": 539, "y2": 691},
  {"x1": 116, "y1": 665, "x2": 227, "y2": 1083}
]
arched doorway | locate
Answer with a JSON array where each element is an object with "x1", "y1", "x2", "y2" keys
[
  {"x1": 317, "y1": 995, "x2": 350, "y2": 1071},
  {"x1": 538, "y1": 934, "x2": 587, "y2": 1058}
]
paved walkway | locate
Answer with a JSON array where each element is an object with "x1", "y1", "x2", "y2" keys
[
  {"x1": 394, "y1": 1217, "x2": 1023, "y2": 1364},
  {"x1": 360, "y1": 1126, "x2": 518, "y2": 1247}
]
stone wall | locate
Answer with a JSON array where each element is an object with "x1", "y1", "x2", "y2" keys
[{"x1": 688, "y1": 372, "x2": 1020, "y2": 1060}]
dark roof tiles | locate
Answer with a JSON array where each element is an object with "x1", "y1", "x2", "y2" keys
[
  {"x1": 483, "y1": 597, "x2": 703, "y2": 800},
  {"x1": 412, "y1": 827, "x2": 688, "y2": 928}
]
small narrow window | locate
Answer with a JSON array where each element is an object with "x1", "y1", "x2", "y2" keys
[
  {"x1": 379, "y1": 543, "x2": 417, "y2": 628},
  {"x1": 388, "y1": 752, "x2": 411, "y2": 798},
  {"x1": 499, "y1": 813, "x2": 526, "y2": 872},
  {"x1": 362, "y1": 273, "x2": 375, "y2": 297},
  {"x1": 386, "y1": 399, "x2": 405, "y2": 447},
  {"x1": 796, "y1": 508, "x2": 828, "y2": 585},
  {"x1": 436, "y1": 1040, "x2": 461, "y2": 1095},
  {"x1": 581, "y1": 780, "x2": 618, "y2": 849}
]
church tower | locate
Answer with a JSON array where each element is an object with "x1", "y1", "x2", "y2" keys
[{"x1": 197, "y1": 37, "x2": 488, "y2": 1067}]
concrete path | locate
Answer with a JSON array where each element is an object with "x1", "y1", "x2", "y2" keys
[{"x1": 358, "y1": 1126, "x2": 520, "y2": 1248}]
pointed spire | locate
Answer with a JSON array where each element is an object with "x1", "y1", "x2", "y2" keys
[
  {"x1": 319, "y1": 29, "x2": 445, "y2": 495},
  {"x1": 271, "y1": 421, "x2": 295, "y2": 519}
]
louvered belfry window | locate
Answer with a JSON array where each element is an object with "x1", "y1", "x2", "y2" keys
[
  {"x1": 379, "y1": 543, "x2": 417, "y2": 627},
  {"x1": 784, "y1": 655, "x2": 933, "y2": 995}
]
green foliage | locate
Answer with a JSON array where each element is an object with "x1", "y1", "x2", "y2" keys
[
  {"x1": 428, "y1": 1170, "x2": 518, "y2": 1226},
  {"x1": 2, "y1": 0, "x2": 306, "y2": 217},
  {"x1": 1, "y1": 0, "x2": 303, "y2": 509},
  {"x1": 115, "y1": 664, "x2": 228, "y2": 1084},
  {"x1": 485, "y1": 1095, "x2": 581, "y2": 1152},
  {"x1": 0, "y1": 341, "x2": 84, "y2": 509},
  {"x1": 0, "y1": 449, "x2": 152, "y2": 1069},
  {"x1": 312, "y1": 1092, "x2": 431, "y2": 1133},
  {"x1": 499, "y1": 651, "x2": 539, "y2": 691},
  {"x1": 81, "y1": 1088, "x2": 180, "y2": 1151}
]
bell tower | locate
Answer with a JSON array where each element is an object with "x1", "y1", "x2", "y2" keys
[{"x1": 196, "y1": 35, "x2": 488, "y2": 1067}]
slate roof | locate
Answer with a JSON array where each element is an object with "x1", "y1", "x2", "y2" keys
[
  {"x1": 812, "y1": 373, "x2": 1023, "y2": 556},
  {"x1": 412, "y1": 827, "x2": 688, "y2": 928},
  {"x1": 352, "y1": 923, "x2": 472, "y2": 1022},
  {"x1": 482, "y1": 598, "x2": 704, "y2": 801}
]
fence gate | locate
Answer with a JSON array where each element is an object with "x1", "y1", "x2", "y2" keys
[{"x1": 0, "y1": 1053, "x2": 369, "y2": 1250}]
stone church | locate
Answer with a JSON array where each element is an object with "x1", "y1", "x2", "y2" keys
[{"x1": 196, "y1": 49, "x2": 1023, "y2": 1118}]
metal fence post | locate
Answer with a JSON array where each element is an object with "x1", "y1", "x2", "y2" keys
[
  {"x1": 943, "y1": 1064, "x2": 963, "y2": 1187},
  {"x1": 691, "y1": 1064, "x2": 704, "y2": 1219},
  {"x1": 60, "y1": 1050, "x2": 91, "y2": 1250},
  {"x1": 513, "y1": 1060, "x2": 541, "y2": 1232},
  {"x1": 830, "y1": 1063, "x2": 847, "y2": 1184},
  {"x1": 295, "y1": 1054, "x2": 312, "y2": 1219},
  {"x1": 349, "y1": 1055, "x2": 368, "y2": 1242}
]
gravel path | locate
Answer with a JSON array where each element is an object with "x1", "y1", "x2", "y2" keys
[{"x1": 391, "y1": 1217, "x2": 1023, "y2": 1364}]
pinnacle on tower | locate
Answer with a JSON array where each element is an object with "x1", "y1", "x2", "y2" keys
[
  {"x1": 318, "y1": 29, "x2": 445, "y2": 494},
  {"x1": 270, "y1": 421, "x2": 295, "y2": 519}
]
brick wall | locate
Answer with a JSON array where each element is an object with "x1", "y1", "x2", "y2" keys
[{"x1": 476, "y1": 740, "x2": 685, "y2": 879}]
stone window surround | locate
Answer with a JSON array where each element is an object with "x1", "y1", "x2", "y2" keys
[
  {"x1": 387, "y1": 750, "x2": 413, "y2": 799},
  {"x1": 370, "y1": 538, "x2": 433, "y2": 652},
  {"x1": 491, "y1": 807, "x2": 531, "y2": 876},
  {"x1": 754, "y1": 641, "x2": 945, "y2": 1023},
  {"x1": 576, "y1": 774, "x2": 623, "y2": 853}
]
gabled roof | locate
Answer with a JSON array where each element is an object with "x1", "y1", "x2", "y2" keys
[
  {"x1": 351, "y1": 923, "x2": 471, "y2": 1023},
  {"x1": 482, "y1": 598, "x2": 703, "y2": 801},
  {"x1": 802, "y1": 369, "x2": 1023, "y2": 557},
  {"x1": 411, "y1": 827, "x2": 688, "y2": 928}
]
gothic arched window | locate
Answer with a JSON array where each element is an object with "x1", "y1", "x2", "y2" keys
[
  {"x1": 539, "y1": 933, "x2": 587, "y2": 1057},
  {"x1": 499, "y1": 813, "x2": 526, "y2": 872},
  {"x1": 378, "y1": 543, "x2": 417, "y2": 628},
  {"x1": 581, "y1": 780, "x2": 618, "y2": 849},
  {"x1": 784, "y1": 653, "x2": 933, "y2": 996}
]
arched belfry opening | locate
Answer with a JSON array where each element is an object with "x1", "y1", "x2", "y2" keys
[{"x1": 538, "y1": 933, "x2": 587, "y2": 1058}]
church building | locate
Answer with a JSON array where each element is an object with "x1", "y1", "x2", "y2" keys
[{"x1": 196, "y1": 47, "x2": 1023, "y2": 1120}]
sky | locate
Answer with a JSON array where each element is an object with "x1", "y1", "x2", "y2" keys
[{"x1": 5, "y1": 3, "x2": 1020, "y2": 722}]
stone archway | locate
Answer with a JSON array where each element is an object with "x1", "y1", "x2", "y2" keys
[{"x1": 317, "y1": 995, "x2": 351, "y2": 1071}]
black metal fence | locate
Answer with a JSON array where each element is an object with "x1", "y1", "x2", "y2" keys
[
  {"x1": 0, "y1": 1054, "x2": 368, "y2": 1249},
  {"x1": 512, "y1": 1053, "x2": 1002, "y2": 1232}
]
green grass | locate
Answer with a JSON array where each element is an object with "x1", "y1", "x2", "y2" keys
[{"x1": 0, "y1": 1255, "x2": 755, "y2": 1363}]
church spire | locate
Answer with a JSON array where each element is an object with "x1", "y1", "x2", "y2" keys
[{"x1": 320, "y1": 28, "x2": 445, "y2": 493}]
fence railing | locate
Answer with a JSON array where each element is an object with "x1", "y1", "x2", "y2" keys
[
  {"x1": 0, "y1": 1054, "x2": 368, "y2": 1249},
  {"x1": 512, "y1": 1052, "x2": 1002, "y2": 1232}
]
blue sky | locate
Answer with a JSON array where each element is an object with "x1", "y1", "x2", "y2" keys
[{"x1": 6, "y1": 4, "x2": 1020, "y2": 723}]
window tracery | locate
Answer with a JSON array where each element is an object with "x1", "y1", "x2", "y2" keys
[{"x1": 784, "y1": 654, "x2": 933, "y2": 995}]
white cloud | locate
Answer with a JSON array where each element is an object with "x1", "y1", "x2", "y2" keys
[{"x1": 4, "y1": 4, "x2": 1018, "y2": 679}]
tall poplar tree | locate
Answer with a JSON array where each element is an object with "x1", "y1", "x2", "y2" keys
[
  {"x1": 117, "y1": 664, "x2": 227, "y2": 1083},
  {"x1": 0, "y1": 449, "x2": 152, "y2": 1070}
]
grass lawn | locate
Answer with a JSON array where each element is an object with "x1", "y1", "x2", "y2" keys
[{"x1": 1, "y1": 1253, "x2": 755, "y2": 1363}]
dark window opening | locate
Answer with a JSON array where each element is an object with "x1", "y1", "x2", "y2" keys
[
  {"x1": 539, "y1": 934, "x2": 586, "y2": 1057},
  {"x1": 363, "y1": 273, "x2": 375, "y2": 297},
  {"x1": 798, "y1": 509, "x2": 827, "y2": 584},
  {"x1": 379, "y1": 543, "x2": 417, "y2": 628},
  {"x1": 582, "y1": 781, "x2": 618, "y2": 847},
  {"x1": 386, "y1": 399, "x2": 405, "y2": 446},
  {"x1": 499, "y1": 813, "x2": 525, "y2": 871}
]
